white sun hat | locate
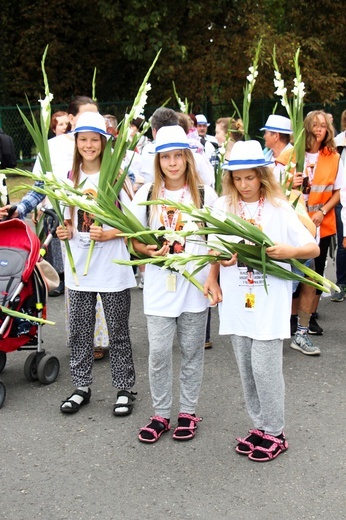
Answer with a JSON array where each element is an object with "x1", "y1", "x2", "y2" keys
[
  {"x1": 260, "y1": 114, "x2": 293, "y2": 134},
  {"x1": 154, "y1": 125, "x2": 190, "y2": 153},
  {"x1": 222, "y1": 140, "x2": 273, "y2": 171},
  {"x1": 195, "y1": 114, "x2": 210, "y2": 126},
  {"x1": 74, "y1": 111, "x2": 109, "y2": 137}
]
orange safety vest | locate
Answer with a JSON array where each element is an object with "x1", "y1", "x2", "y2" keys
[{"x1": 307, "y1": 148, "x2": 340, "y2": 238}]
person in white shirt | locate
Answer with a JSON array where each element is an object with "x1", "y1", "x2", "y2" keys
[
  {"x1": 204, "y1": 140, "x2": 319, "y2": 462},
  {"x1": 57, "y1": 112, "x2": 137, "y2": 417},
  {"x1": 130, "y1": 125, "x2": 217, "y2": 444}
]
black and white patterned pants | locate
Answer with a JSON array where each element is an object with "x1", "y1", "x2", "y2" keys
[{"x1": 68, "y1": 289, "x2": 135, "y2": 389}]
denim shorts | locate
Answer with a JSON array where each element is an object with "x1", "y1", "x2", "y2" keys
[{"x1": 292, "y1": 258, "x2": 313, "y2": 293}]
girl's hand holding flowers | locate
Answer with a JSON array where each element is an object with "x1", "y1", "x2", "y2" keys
[
  {"x1": 146, "y1": 243, "x2": 170, "y2": 257},
  {"x1": 56, "y1": 221, "x2": 73, "y2": 240}
]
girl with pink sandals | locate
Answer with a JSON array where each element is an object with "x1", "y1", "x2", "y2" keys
[
  {"x1": 204, "y1": 140, "x2": 320, "y2": 461},
  {"x1": 130, "y1": 125, "x2": 217, "y2": 443}
]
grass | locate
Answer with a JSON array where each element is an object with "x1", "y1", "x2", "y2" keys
[{"x1": 6, "y1": 174, "x2": 34, "y2": 203}]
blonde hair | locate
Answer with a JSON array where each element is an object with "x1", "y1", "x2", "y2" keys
[
  {"x1": 149, "y1": 148, "x2": 203, "y2": 224},
  {"x1": 222, "y1": 166, "x2": 285, "y2": 211},
  {"x1": 216, "y1": 117, "x2": 244, "y2": 142}
]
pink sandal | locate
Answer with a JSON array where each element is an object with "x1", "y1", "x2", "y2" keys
[
  {"x1": 138, "y1": 416, "x2": 170, "y2": 444},
  {"x1": 172, "y1": 413, "x2": 202, "y2": 441},
  {"x1": 248, "y1": 432, "x2": 288, "y2": 462},
  {"x1": 235, "y1": 429, "x2": 264, "y2": 455}
]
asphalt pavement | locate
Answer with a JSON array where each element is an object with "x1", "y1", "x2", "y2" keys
[{"x1": 0, "y1": 260, "x2": 345, "y2": 520}]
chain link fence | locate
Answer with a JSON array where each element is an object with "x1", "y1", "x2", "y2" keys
[{"x1": 1, "y1": 99, "x2": 345, "y2": 167}]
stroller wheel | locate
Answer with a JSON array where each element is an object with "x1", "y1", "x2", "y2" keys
[
  {"x1": 24, "y1": 352, "x2": 39, "y2": 382},
  {"x1": 0, "y1": 351, "x2": 6, "y2": 374},
  {"x1": 37, "y1": 355, "x2": 60, "y2": 385},
  {"x1": 0, "y1": 381, "x2": 6, "y2": 408}
]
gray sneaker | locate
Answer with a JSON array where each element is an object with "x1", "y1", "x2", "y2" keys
[
  {"x1": 290, "y1": 333, "x2": 321, "y2": 356},
  {"x1": 330, "y1": 284, "x2": 346, "y2": 302}
]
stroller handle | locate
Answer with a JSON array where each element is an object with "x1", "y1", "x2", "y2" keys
[
  {"x1": 40, "y1": 207, "x2": 59, "y2": 234},
  {"x1": 1, "y1": 205, "x2": 17, "y2": 221}
]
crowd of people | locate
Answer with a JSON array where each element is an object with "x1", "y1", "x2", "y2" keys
[{"x1": 0, "y1": 101, "x2": 345, "y2": 463}]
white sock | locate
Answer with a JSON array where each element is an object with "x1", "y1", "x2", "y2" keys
[
  {"x1": 115, "y1": 390, "x2": 131, "y2": 413},
  {"x1": 61, "y1": 386, "x2": 89, "y2": 409}
]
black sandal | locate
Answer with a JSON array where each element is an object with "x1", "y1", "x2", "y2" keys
[
  {"x1": 113, "y1": 390, "x2": 136, "y2": 417},
  {"x1": 60, "y1": 388, "x2": 91, "y2": 414}
]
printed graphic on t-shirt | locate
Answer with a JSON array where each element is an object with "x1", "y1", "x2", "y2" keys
[{"x1": 157, "y1": 206, "x2": 186, "y2": 254}]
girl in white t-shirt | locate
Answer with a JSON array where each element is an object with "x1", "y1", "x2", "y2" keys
[
  {"x1": 204, "y1": 140, "x2": 320, "y2": 462},
  {"x1": 130, "y1": 125, "x2": 217, "y2": 443},
  {"x1": 56, "y1": 112, "x2": 137, "y2": 416}
]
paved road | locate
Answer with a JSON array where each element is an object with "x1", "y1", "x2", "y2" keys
[{"x1": 0, "y1": 262, "x2": 345, "y2": 520}]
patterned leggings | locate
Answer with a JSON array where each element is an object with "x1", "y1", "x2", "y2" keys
[{"x1": 68, "y1": 289, "x2": 135, "y2": 389}]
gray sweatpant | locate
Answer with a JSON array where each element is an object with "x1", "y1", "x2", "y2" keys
[
  {"x1": 231, "y1": 335, "x2": 285, "y2": 437},
  {"x1": 146, "y1": 310, "x2": 208, "y2": 418}
]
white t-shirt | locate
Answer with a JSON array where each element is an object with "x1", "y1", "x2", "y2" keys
[
  {"x1": 209, "y1": 196, "x2": 317, "y2": 340},
  {"x1": 130, "y1": 183, "x2": 218, "y2": 317},
  {"x1": 64, "y1": 170, "x2": 136, "y2": 292}
]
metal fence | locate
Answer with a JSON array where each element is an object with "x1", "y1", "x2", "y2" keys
[{"x1": 1, "y1": 99, "x2": 345, "y2": 167}]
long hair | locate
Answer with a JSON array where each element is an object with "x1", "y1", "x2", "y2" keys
[
  {"x1": 216, "y1": 117, "x2": 244, "y2": 142},
  {"x1": 222, "y1": 166, "x2": 285, "y2": 212},
  {"x1": 70, "y1": 133, "x2": 108, "y2": 188},
  {"x1": 304, "y1": 110, "x2": 336, "y2": 153},
  {"x1": 149, "y1": 148, "x2": 202, "y2": 225}
]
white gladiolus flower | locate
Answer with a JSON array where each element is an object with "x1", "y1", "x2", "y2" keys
[
  {"x1": 133, "y1": 83, "x2": 151, "y2": 119},
  {"x1": 274, "y1": 79, "x2": 285, "y2": 90},
  {"x1": 247, "y1": 74, "x2": 254, "y2": 83},
  {"x1": 219, "y1": 144, "x2": 226, "y2": 155},
  {"x1": 183, "y1": 220, "x2": 199, "y2": 232},
  {"x1": 45, "y1": 171, "x2": 55, "y2": 182},
  {"x1": 274, "y1": 70, "x2": 281, "y2": 80},
  {"x1": 179, "y1": 101, "x2": 186, "y2": 113},
  {"x1": 0, "y1": 183, "x2": 8, "y2": 206},
  {"x1": 248, "y1": 66, "x2": 255, "y2": 74},
  {"x1": 163, "y1": 232, "x2": 184, "y2": 246},
  {"x1": 0, "y1": 174, "x2": 6, "y2": 183},
  {"x1": 274, "y1": 86, "x2": 287, "y2": 98}
]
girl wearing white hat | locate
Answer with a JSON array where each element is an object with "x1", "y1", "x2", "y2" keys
[
  {"x1": 204, "y1": 140, "x2": 320, "y2": 462},
  {"x1": 57, "y1": 111, "x2": 137, "y2": 416},
  {"x1": 130, "y1": 125, "x2": 218, "y2": 443}
]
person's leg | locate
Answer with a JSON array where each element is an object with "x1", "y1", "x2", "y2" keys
[
  {"x1": 247, "y1": 339, "x2": 288, "y2": 462},
  {"x1": 101, "y1": 290, "x2": 136, "y2": 416},
  {"x1": 231, "y1": 334, "x2": 263, "y2": 429},
  {"x1": 331, "y1": 203, "x2": 346, "y2": 300},
  {"x1": 177, "y1": 309, "x2": 208, "y2": 414},
  {"x1": 60, "y1": 290, "x2": 96, "y2": 413},
  {"x1": 101, "y1": 290, "x2": 135, "y2": 390},
  {"x1": 291, "y1": 283, "x2": 321, "y2": 355},
  {"x1": 138, "y1": 315, "x2": 175, "y2": 442},
  {"x1": 251, "y1": 339, "x2": 284, "y2": 436},
  {"x1": 171, "y1": 309, "x2": 208, "y2": 440},
  {"x1": 146, "y1": 315, "x2": 176, "y2": 416}
]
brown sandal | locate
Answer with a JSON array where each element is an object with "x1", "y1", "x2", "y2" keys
[{"x1": 93, "y1": 347, "x2": 105, "y2": 360}]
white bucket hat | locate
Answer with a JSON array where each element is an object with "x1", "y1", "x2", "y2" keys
[
  {"x1": 74, "y1": 112, "x2": 109, "y2": 137},
  {"x1": 222, "y1": 140, "x2": 273, "y2": 171},
  {"x1": 260, "y1": 114, "x2": 293, "y2": 134},
  {"x1": 154, "y1": 125, "x2": 190, "y2": 153},
  {"x1": 195, "y1": 114, "x2": 210, "y2": 126}
]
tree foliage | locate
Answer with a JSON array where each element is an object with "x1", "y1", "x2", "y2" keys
[{"x1": 0, "y1": 0, "x2": 345, "y2": 107}]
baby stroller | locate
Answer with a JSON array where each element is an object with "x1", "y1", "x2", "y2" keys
[{"x1": 0, "y1": 208, "x2": 60, "y2": 408}]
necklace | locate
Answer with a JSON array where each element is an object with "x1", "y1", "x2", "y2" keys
[{"x1": 238, "y1": 197, "x2": 264, "y2": 227}]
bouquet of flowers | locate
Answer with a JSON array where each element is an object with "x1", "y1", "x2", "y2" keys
[
  {"x1": 232, "y1": 39, "x2": 261, "y2": 141},
  {"x1": 273, "y1": 46, "x2": 306, "y2": 173}
]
